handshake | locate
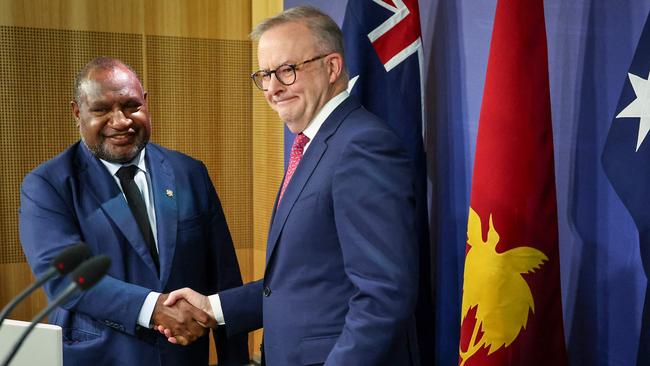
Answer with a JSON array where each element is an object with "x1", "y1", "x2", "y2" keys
[{"x1": 153, "y1": 288, "x2": 212, "y2": 346}]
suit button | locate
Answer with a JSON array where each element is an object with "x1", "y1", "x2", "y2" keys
[{"x1": 263, "y1": 286, "x2": 271, "y2": 297}]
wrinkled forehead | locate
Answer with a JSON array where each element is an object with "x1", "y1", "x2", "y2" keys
[
  {"x1": 79, "y1": 67, "x2": 144, "y2": 103},
  {"x1": 257, "y1": 22, "x2": 320, "y2": 69}
]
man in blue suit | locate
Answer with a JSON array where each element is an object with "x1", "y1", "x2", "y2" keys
[
  {"x1": 162, "y1": 6, "x2": 420, "y2": 365},
  {"x1": 19, "y1": 57, "x2": 248, "y2": 365}
]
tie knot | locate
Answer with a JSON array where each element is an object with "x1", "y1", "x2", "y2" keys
[
  {"x1": 116, "y1": 165, "x2": 139, "y2": 181},
  {"x1": 293, "y1": 133, "x2": 310, "y2": 151}
]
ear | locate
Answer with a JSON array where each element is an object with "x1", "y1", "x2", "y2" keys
[
  {"x1": 326, "y1": 53, "x2": 344, "y2": 84},
  {"x1": 71, "y1": 100, "x2": 81, "y2": 128}
]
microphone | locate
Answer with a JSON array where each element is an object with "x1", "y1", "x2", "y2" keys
[
  {"x1": 1, "y1": 255, "x2": 111, "y2": 366},
  {"x1": 0, "y1": 242, "x2": 90, "y2": 327}
]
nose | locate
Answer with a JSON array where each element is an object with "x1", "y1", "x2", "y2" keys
[
  {"x1": 265, "y1": 73, "x2": 285, "y2": 95},
  {"x1": 109, "y1": 108, "x2": 131, "y2": 128}
]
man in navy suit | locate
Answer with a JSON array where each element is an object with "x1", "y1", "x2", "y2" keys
[
  {"x1": 162, "y1": 6, "x2": 420, "y2": 365},
  {"x1": 19, "y1": 57, "x2": 248, "y2": 365}
]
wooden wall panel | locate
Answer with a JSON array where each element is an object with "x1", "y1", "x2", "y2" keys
[
  {"x1": 0, "y1": 26, "x2": 144, "y2": 264},
  {"x1": 0, "y1": 263, "x2": 46, "y2": 323},
  {"x1": 0, "y1": 0, "x2": 143, "y2": 34},
  {"x1": 144, "y1": 0, "x2": 251, "y2": 40},
  {"x1": 146, "y1": 35, "x2": 252, "y2": 251},
  {"x1": 0, "y1": 0, "x2": 290, "y2": 363},
  {"x1": 250, "y1": 0, "x2": 285, "y2": 360}
]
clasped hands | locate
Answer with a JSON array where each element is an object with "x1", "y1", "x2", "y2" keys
[{"x1": 152, "y1": 289, "x2": 215, "y2": 346}]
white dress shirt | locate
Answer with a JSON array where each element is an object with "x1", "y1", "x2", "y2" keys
[
  {"x1": 208, "y1": 90, "x2": 350, "y2": 325},
  {"x1": 100, "y1": 148, "x2": 161, "y2": 328}
]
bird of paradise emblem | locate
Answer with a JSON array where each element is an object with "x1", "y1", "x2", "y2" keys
[{"x1": 459, "y1": 207, "x2": 548, "y2": 366}]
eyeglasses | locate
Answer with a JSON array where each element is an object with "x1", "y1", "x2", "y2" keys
[{"x1": 251, "y1": 54, "x2": 330, "y2": 91}]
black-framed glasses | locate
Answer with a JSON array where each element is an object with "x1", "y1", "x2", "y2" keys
[{"x1": 251, "y1": 54, "x2": 330, "y2": 91}]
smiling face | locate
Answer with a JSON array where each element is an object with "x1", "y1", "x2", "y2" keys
[
  {"x1": 72, "y1": 64, "x2": 151, "y2": 163},
  {"x1": 257, "y1": 21, "x2": 343, "y2": 133}
]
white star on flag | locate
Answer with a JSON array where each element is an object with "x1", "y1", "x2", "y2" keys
[{"x1": 616, "y1": 71, "x2": 650, "y2": 151}]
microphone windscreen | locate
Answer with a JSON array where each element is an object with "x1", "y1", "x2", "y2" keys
[
  {"x1": 51, "y1": 242, "x2": 91, "y2": 275},
  {"x1": 70, "y1": 255, "x2": 111, "y2": 290}
]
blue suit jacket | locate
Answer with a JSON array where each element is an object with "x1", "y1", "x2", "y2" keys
[
  {"x1": 19, "y1": 142, "x2": 248, "y2": 365},
  {"x1": 220, "y1": 96, "x2": 420, "y2": 365}
]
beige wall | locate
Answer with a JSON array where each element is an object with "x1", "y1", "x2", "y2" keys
[
  {"x1": 0, "y1": 0, "x2": 284, "y2": 362},
  {"x1": 250, "y1": 0, "x2": 285, "y2": 358}
]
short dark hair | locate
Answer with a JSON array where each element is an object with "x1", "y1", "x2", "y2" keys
[{"x1": 73, "y1": 57, "x2": 142, "y2": 103}]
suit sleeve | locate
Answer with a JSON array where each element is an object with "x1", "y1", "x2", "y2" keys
[
  {"x1": 218, "y1": 279, "x2": 264, "y2": 336},
  {"x1": 325, "y1": 127, "x2": 419, "y2": 365},
  {"x1": 200, "y1": 164, "x2": 250, "y2": 364},
  {"x1": 19, "y1": 171, "x2": 150, "y2": 336}
]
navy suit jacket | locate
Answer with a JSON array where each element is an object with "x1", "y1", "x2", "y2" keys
[
  {"x1": 19, "y1": 142, "x2": 248, "y2": 365},
  {"x1": 219, "y1": 96, "x2": 420, "y2": 365}
]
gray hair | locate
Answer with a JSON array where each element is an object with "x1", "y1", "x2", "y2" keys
[
  {"x1": 74, "y1": 57, "x2": 142, "y2": 103},
  {"x1": 251, "y1": 6, "x2": 346, "y2": 65}
]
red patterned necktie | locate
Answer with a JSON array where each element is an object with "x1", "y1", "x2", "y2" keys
[{"x1": 278, "y1": 133, "x2": 310, "y2": 205}]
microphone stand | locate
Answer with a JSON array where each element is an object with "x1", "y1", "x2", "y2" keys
[
  {"x1": 1, "y1": 254, "x2": 109, "y2": 366},
  {"x1": 0, "y1": 241, "x2": 90, "y2": 327},
  {"x1": 0, "y1": 267, "x2": 57, "y2": 327},
  {"x1": 1, "y1": 283, "x2": 79, "y2": 366}
]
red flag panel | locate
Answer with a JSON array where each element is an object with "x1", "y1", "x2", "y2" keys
[{"x1": 459, "y1": 0, "x2": 568, "y2": 365}]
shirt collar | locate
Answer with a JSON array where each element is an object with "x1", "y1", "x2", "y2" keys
[
  {"x1": 99, "y1": 147, "x2": 148, "y2": 176},
  {"x1": 301, "y1": 90, "x2": 349, "y2": 141}
]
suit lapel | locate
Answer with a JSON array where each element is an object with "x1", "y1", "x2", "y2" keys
[
  {"x1": 266, "y1": 96, "x2": 361, "y2": 262},
  {"x1": 266, "y1": 139, "x2": 326, "y2": 262},
  {"x1": 146, "y1": 144, "x2": 178, "y2": 288},
  {"x1": 76, "y1": 143, "x2": 160, "y2": 276}
]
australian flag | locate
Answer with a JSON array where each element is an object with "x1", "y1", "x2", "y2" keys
[
  {"x1": 602, "y1": 12, "x2": 650, "y2": 366},
  {"x1": 342, "y1": 0, "x2": 433, "y2": 364}
]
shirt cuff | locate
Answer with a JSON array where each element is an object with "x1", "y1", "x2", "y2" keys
[
  {"x1": 137, "y1": 291, "x2": 161, "y2": 328},
  {"x1": 208, "y1": 293, "x2": 225, "y2": 325}
]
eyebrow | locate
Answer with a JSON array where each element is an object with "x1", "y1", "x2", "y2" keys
[
  {"x1": 87, "y1": 101, "x2": 110, "y2": 108},
  {"x1": 259, "y1": 60, "x2": 297, "y2": 71}
]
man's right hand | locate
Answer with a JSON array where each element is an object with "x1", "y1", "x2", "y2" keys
[
  {"x1": 152, "y1": 293, "x2": 216, "y2": 346},
  {"x1": 156, "y1": 287, "x2": 215, "y2": 344}
]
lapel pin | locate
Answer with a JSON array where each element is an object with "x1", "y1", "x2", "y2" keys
[{"x1": 165, "y1": 189, "x2": 174, "y2": 198}]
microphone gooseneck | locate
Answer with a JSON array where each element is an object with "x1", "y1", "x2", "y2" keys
[
  {"x1": 1, "y1": 255, "x2": 110, "y2": 366},
  {"x1": 0, "y1": 242, "x2": 90, "y2": 327}
]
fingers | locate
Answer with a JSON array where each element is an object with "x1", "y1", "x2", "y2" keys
[
  {"x1": 196, "y1": 318, "x2": 217, "y2": 329},
  {"x1": 152, "y1": 288, "x2": 217, "y2": 345},
  {"x1": 163, "y1": 287, "x2": 191, "y2": 306},
  {"x1": 156, "y1": 325, "x2": 177, "y2": 343},
  {"x1": 160, "y1": 324, "x2": 203, "y2": 346},
  {"x1": 178, "y1": 299, "x2": 217, "y2": 329},
  {"x1": 171, "y1": 335, "x2": 189, "y2": 346},
  {"x1": 163, "y1": 327, "x2": 173, "y2": 338},
  {"x1": 170, "y1": 300, "x2": 207, "y2": 343},
  {"x1": 164, "y1": 288, "x2": 214, "y2": 319},
  {"x1": 154, "y1": 289, "x2": 218, "y2": 346},
  {"x1": 153, "y1": 295, "x2": 209, "y2": 345}
]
